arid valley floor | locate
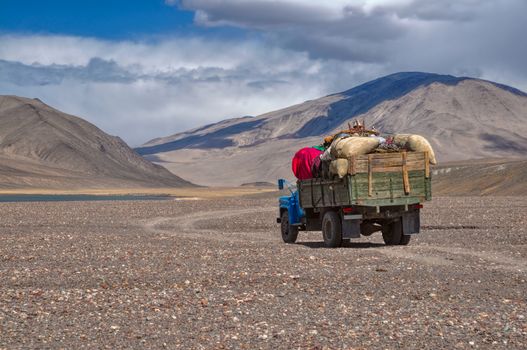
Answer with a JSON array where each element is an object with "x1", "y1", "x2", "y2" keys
[{"x1": 1, "y1": 194, "x2": 526, "y2": 349}]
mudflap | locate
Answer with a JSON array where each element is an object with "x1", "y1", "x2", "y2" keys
[
  {"x1": 402, "y1": 210, "x2": 420, "y2": 235},
  {"x1": 342, "y1": 218, "x2": 361, "y2": 239}
]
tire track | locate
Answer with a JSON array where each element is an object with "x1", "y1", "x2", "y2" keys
[
  {"x1": 142, "y1": 207, "x2": 526, "y2": 273},
  {"x1": 141, "y1": 207, "x2": 277, "y2": 243}
]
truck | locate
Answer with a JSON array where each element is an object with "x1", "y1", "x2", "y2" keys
[{"x1": 277, "y1": 151, "x2": 432, "y2": 247}]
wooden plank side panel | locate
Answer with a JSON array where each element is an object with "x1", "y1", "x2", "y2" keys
[
  {"x1": 352, "y1": 187, "x2": 426, "y2": 201},
  {"x1": 299, "y1": 152, "x2": 432, "y2": 208},
  {"x1": 356, "y1": 152, "x2": 426, "y2": 162},
  {"x1": 368, "y1": 154, "x2": 373, "y2": 197},
  {"x1": 298, "y1": 181, "x2": 311, "y2": 208},
  {"x1": 356, "y1": 197, "x2": 425, "y2": 206},
  {"x1": 425, "y1": 173, "x2": 432, "y2": 200},
  {"x1": 366, "y1": 163, "x2": 426, "y2": 173},
  {"x1": 299, "y1": 179, "x2": 353, "y2": 208},
  {"x1": 355, "y1": 173, "x2": 426, "y2": 188},
  {"x1": 318, "y1": 180, "x2": 349, "y2": 207},
  {"x1": 354, "y1": 152, "x2": 427, "y2": 173},
  {"x1": 299, "y1": 180, "x2": 322, "y2": 208},
  {"x1": 370, "y1": 159, "x2": 427, "y2": 167},
  {"x1": 311, "y1": 182, "x2": 323, "y2": 207},
  {"x1": 336, "y1": 181, "x2": 351, "y2": 205},
  {"x1": 352, "y1": 171, "x2": 427, "y2": 201},
  {"x1": 402, "y1": 151, "x2": 411, "y2": 195}
]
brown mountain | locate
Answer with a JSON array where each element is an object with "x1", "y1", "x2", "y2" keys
[
  {"x1": 0, "y1": 95, "x2": 192, "y2": 189},
  {"x1": 432, "y1": 158, "x2": 527, "y2": 196},
  {"x1": 137, "y1": 72, "x2": 527, "y2": 188}
]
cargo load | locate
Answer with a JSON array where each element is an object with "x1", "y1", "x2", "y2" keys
[
  {"x1": 291, "y1": 147, "x2": 323, "y2": 180},
  {"x1": 330, "y1": 136, "x2": 380, "y2": 159},
  {"x1": 291, "y1": 120, "x2": 437, "y2": 181},
  {"x1": 393, "y1": 134, "x2": 437, "y2": 165}
]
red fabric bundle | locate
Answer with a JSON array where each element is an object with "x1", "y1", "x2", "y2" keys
[{"x1": 292, "y1": 147, "x2": 323, "y2": 180}]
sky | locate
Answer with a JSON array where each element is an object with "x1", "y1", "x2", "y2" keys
[{"x1": 1, "y1": 0, "x2": 526, "y2": 146}]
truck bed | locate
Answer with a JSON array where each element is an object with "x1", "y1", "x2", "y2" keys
[{"x1": 298, "y1": 151, "x2": 432, "y2": 208}]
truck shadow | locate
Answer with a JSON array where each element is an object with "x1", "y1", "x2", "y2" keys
[{"x1": 296, "y1": 241, "x2": 385, "y2": 249}]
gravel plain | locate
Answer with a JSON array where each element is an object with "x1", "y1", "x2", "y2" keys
[{"x1": 0, "y1": 195, "x2": 526, "y2": 349}]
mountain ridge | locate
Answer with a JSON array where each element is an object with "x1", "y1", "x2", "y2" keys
[
  {"x1": 137, "y1": 72, "x2": 527, "y2": 154},
  {"x1": 0, "y1": 95, "x2": 193, "y2": 189},
  {"x1": 136, "y1": 72, "x2": 527, "y2": 186}
]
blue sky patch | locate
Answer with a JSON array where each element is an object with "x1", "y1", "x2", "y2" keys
[{"x1": 0, "y1": 0, "x2": 195, "y2": 39}]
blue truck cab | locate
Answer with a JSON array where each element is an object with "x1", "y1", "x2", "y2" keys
[{"x1": 276, "y1": 179, "x2": 305, "y2": 243}]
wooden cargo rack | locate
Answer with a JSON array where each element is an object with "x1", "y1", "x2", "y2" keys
[{"x1": 299, "y1": 151, "x2": 432, "y2": 208}]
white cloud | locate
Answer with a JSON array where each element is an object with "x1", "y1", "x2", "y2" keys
[
  {"x1": 178, "y1": 0, "x2": 527, "y2": 66},
  {"x1": 1, "y1": 0, "x2": 526, "y2": 146},
  {"x1": 176, "y1": 0, "x2": 527, "y2": 85},
  {"x1": 0, "y1": 34, "x2": 383, "y2": 146},
  {"x1": 0, "y1": 34, "x2": 260, "y2": 71}
]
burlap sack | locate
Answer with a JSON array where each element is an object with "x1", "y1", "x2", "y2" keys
[
  {"x1": 393, "y1": 134, "x2": 411, "y2": 146},
  {"x1": 409, "y1": 135, "x2": 437, "y2": 165},
  {"x1": 329, "y1": 159, "x2": 349, "y2": 178},
  {"x1": 330, "y1": 136, "x2": 380, "y2": 159},
  {"x1": 393, "y1": 134, "x2": 437, "y2": 165}
]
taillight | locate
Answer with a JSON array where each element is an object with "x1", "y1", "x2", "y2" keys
[
  {"x1": 415, "y1": 204, "x2": 423, "y2": 209},
  {"x1": 342, "y1": 207, "x2": 354, "y2": 214}
]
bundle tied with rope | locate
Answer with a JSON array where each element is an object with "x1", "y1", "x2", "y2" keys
[{"x1": 291, "y1": 119, "x2": 437, "y2": 180}]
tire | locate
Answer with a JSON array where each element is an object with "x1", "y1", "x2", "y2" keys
[
  {"x1": 382, "y1": 219, "x2": 403, "y2": 245},
  {"x1": 281, "y1": 211, "x2": 298, "y2": 244},
  {"x1": 382, "y1": 219, "x2": 411, "y2": 245},
  {"x1": 399, "y1": 233, "x2": 411, "y2": 245},
  {"x1": 322, "y1": 211, "x2": 343, "y2": 248}
]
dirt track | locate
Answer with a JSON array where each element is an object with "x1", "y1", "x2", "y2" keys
[{"x1": 1, "y1": 195, "x2": 526, "y2": 349}]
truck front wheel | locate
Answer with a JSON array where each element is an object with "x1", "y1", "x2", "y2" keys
[
  {"x1": 322, "y1": 211, "x2": 343, "y2": 248},
  {"x1": 382, "y1": 219, "x2": 411, "y2": 245},
  {"x1": 281, "y1": 211, "x2": 298, "y2": 243}
]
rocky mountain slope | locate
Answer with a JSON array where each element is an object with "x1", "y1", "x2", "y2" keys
[
  {"x1": 432, "y1": 158, "x2": 527, "y2": 196},
  {"x1": 0, "y1": 95, "x2": 192, "y2": 189},
  {"x1": 137, "y1": 72, "x2": 527, "y2": 187}
]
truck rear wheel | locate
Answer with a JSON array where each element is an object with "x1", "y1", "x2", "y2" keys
[
  {"x1": 281, "y1": 211, "x2": 298, "y2": 243},
  {"x1": 399, "y1": 234, "x2": 411, "y2": 245},
  {"x1": 322, "y1": 211, "x2": 342, "y2": 248},
  {"x1": 382, "y1": 219, "x2": 411, "y2": 245}
]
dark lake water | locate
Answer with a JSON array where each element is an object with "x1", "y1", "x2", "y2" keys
[{"x1": 0, "y1": 194, "x2": 171, "y2": 203}]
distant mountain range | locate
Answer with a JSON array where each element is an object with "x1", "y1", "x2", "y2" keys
[
  {"x1": 0, "y1": 96, "x2": 192, "y2": 189},
  {"x1": 2, "y1": 71, "x2": 526, "y2": 193},
  {"x1": 136, "y1": 72, "x2": 527, "y2": 187}
]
